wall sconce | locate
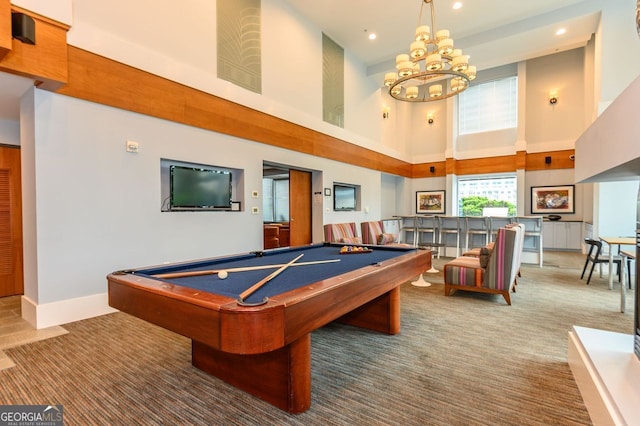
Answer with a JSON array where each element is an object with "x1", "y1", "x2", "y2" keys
[
  {"x1": 427, "y1": 113, "x2": 434, "y2": 124},
  {"x1": 382, "y1": 106, "x2": 390, "y2": 119},
  {"x1": 548, "y1": 91, "x2": 558, "y2": 105}
]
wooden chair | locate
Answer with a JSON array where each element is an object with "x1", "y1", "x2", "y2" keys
[
  {"x1": 581, "y1": 238, "x2": 621, "y2": 285},
  {"x1": 263, "y1": 225, "x2": 280, "y2": 249}
]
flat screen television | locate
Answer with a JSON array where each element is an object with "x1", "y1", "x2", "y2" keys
[
  {"x1": 334, "y1": 184, "x2": 356, "y2": 211},
  {"x1": 169, "y1": 165, "x2": 232, "y2": 210}
]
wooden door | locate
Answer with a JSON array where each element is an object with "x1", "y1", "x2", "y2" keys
[
  {"x1": 288, "y1": 169, "x2": 312, "y2": 247},
  {"x1": 0, "y1": 146, "x2": 23, "y2": 297}
]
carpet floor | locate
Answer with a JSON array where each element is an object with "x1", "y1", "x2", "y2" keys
[{"x1": 0, "y1": 251, "x2": 635, "y2": 425}]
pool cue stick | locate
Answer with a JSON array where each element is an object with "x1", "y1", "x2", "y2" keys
[
  {"x1": 153, "y1": 258, "x2": 339, "y2": 279},
  {"x1": 237, "y1": 253, "x2": 303, "y2": 303}
]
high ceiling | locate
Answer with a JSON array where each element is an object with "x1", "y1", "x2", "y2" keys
[
  {"x1": 1, "y1": 0, "x2": 603, "y2": 121},
  {"x1": 284, "y1": 0, "x2": 601, "y2": 74}
]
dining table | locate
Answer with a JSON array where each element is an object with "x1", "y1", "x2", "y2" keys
[{"x1": 599, "y1": 236, "x2": 635, "y2": 312}]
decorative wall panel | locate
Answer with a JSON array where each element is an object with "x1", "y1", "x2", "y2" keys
[
  {"x1": 217, "y1": 0, "x2": 262, "y2": 94},
  {"x1": 322, "y1": 33, "x2": 344, "y2": 128}
]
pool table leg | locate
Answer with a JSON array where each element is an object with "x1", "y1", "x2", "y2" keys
[
  {"x1": 337, "y1": 287, "x2": 401, "y2": 335},
  {"x1": 191, "y1": 333, "x2": 311, "y2": 414}
]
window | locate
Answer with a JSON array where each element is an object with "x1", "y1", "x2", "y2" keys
[
  {"x1": 458, "y1": 175, "x2": 517, "y2": 216},
  {"x1": 262, "y1": 178, "x2": 289, "y2": 222},
  {"x1": 458, "y1": 76, "x2": 518, "y2": 135}
]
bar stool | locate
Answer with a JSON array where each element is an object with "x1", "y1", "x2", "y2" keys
[
  {"x1": 416, "y1": 215, "x2": 438, "y2": 250},
  {"x1": 437, "y1": 216, "x2": 462, "y2": 258},
  {"x1": 396, "y1": 215, "x2": 418, "y2": 246},
  {"x1": 514, "y1": 216, "x2": 543, "y2": 267},
  {"x1": 488, "y1": 216, "x2": 513, "y2": 242},
  {"x1": 464, "y1": 216, "x2": 490, "y2": 252}
]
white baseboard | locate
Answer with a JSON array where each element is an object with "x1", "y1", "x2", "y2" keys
[{"x1": 21, "y1": 293, "x2": 118, "y2": 329}]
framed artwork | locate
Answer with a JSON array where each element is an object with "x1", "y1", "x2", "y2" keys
[
  {"x1": 531, "y1": 185, "x2": 575, "y2": 214},
  {"x1": 416, "y1": 190, "x2": 445, "y2": 214}
]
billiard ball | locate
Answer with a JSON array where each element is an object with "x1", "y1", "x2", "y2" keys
[{"x1": 218, "y1": 270, "x2": 228, "y2": 279}]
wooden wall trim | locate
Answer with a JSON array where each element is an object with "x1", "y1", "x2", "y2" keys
[
  {"x1": 54, "y1": 47, "x2": 414, "y2": 177},
  {"x1": 412, "y1": 150, "x2": 575, "y2": 178},
  {"x1": 525, "y1": 149, "x2": 575, "y2": 171},
  {"x1": 47, "y1": 46, "x2": 575, "y2": 179},
  {"x1": 0, "y1": 0, "x2": 11, "y2": 59},
  {"x1": 0, "y1": 6, "x2": 69, "y2": 90}
]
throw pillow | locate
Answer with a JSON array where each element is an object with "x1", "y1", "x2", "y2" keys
[
  {"x1": 341, "y1": 236, "x2": 362, "y2": 245},
  {"x1": 377, "y1": 233, "x2": 397, "y2": 245},
  {"x1": 479, "y1": 244, "x2": 493, "y2": 268}
]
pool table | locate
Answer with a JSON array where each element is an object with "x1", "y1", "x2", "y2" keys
[{"x1": 107, "y1": 243, "x2": 431, "y2": 413}]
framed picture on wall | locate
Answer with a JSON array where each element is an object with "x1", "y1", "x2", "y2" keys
[
  {"x1": 416, "y1": 190, "x2": 445, "y2": 214},
  {"x1": 531, "y1": 185, "x2": 575, "y2": 214}
]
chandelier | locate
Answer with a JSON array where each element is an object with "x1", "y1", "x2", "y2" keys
[{"x1": 384, "y1": 0, "x2": 476, "y2": 102}]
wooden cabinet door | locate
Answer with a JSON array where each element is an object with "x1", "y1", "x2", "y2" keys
[
  {"x1": 0, "y1": 146, "x2": 23, "y2": 297},
  {"x1": 288, "y1": 170, "x2": 311, "y2": 247}
]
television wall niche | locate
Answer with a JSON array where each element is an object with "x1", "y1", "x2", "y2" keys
[
  {"x1": 160, "y1": 158, "x2": 244, "y2": 212},
  {"x1": 333, "y1": 183, "x2": 360, "y2": 211}
]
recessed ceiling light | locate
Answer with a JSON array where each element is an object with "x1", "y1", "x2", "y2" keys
[
  {"x1": 453, "y1": 2, "x2": 463, "y2": 10},
  {"x1": 556, "y1": 28, "x2": 566, "y2": 36},
  {"x1": 364, "y1": 29, "x2": 377, "y2": 40}
]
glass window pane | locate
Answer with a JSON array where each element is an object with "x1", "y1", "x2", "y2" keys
[
  {"x1": 273, "y1": 179, "x2": 290, "y2": 222},
  {"x1": 262, "y1": 178, "x2": 274, "y2": 222},
  {"x1": 458, "y1": 175, "x2": 517, "y2": 216},
  {"x1": 458, "y1": 76, "x2": 518, "y2": 135}
]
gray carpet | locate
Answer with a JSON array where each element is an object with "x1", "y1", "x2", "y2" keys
[{"x1": 0, "y1": 253, "x2": 635, "y2": 425}]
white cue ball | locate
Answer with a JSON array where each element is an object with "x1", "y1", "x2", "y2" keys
[{"x1": 218, "y1": 270, "x2": 228, "y2": 280}]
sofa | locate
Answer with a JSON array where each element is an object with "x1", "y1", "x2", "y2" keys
[{"x1": 443, "y1": 225, "x2": 524, "y2": 305}]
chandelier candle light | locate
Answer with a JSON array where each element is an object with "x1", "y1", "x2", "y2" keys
[{"x1": 384, "y1": 0, "x2": 476, "y2": 102}]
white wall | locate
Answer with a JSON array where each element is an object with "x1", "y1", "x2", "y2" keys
[
  {"x1": 66, "y1": 0, "x2": 394, "y2": 161},
  {"x1": 595, "y1": 181, "x2": 639, "y2": 238},
  {"x1": 0, "y1": 120, "x2": 20, "y2": 146},
  {"x1": 21, "y1": 88, "x2": 383, "y2": 327},
  {"x1": 14, "y1": 0, "x2": 72, "y2": 25}
]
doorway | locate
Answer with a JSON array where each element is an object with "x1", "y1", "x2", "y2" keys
[
  {"x1": 262, "y1": 164, "x2": 313, "y2": 249},
  {"x1": 0, "y1": 145, "x2": 24, "y2": 297}
]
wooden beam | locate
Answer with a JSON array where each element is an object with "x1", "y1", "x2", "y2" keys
[
  {"x1": 56, "y1": 47, "x2": 414, "y2": 177},
  {"x1": 525, "y1": 149, "x2": 575, "y2": 171},
  {"x1": 0, "y1": 0, "x2": 10, "y2": 59},
  {"x1": 0, "y1": 6, "x2": 69, "y2": 90}
]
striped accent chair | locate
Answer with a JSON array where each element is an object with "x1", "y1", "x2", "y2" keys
[
  {"x1": 444, "y1": 225, "x2": 523, "y2": 305},
  {"x1": 360, "y1": 220, "x2": 403, "y2": 246},
  {"x1": 323, "y1": 222, "x2": 361, "y2": 244}
]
